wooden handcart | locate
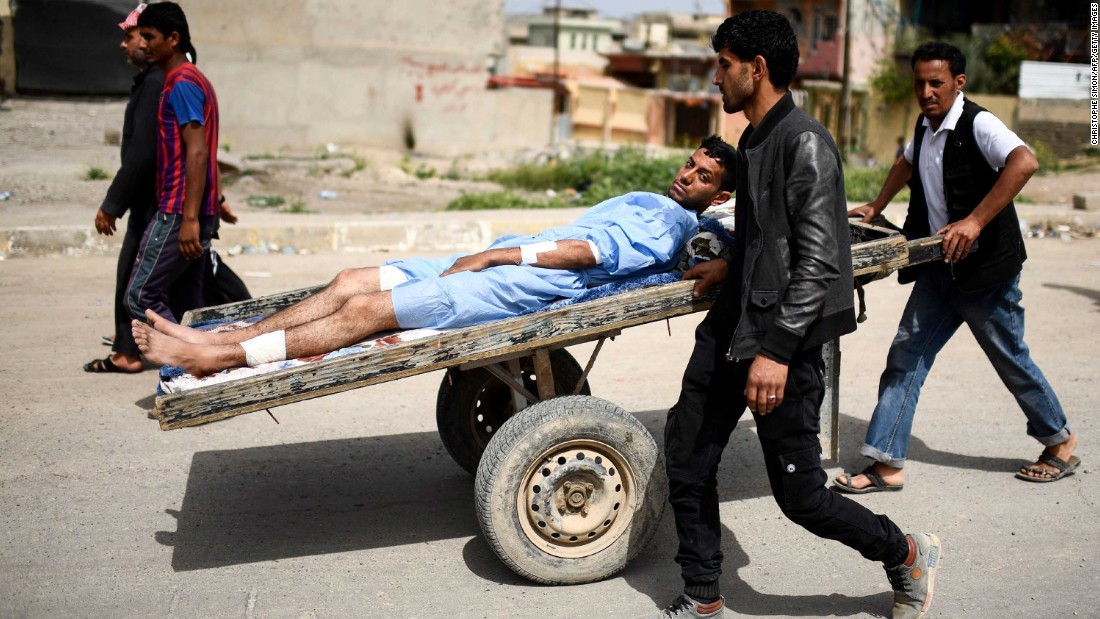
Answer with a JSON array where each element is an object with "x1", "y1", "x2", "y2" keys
[{"x1": 152, "y1": 222, "x2": 943, "y2": 584}]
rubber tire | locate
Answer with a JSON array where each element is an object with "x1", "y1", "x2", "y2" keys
[
  {"x1": 474, "y1": 395, "x2": 667, "y2": 584},
  {"x1": 436, "y1": 349, "x2": 591, "y2": 475}
]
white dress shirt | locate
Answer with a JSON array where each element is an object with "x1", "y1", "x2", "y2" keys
[{"x1": 902, "y1": 93, "x2": 1026, "y2": 233}]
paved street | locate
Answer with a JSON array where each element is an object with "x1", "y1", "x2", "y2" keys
[{"x1": 1, "y1": 239, "x2": 1097, "y2": 618}]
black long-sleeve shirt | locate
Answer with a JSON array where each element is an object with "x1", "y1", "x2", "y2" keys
[{"x1": 100, "y1": 66, "x2": 164, "y2": 219}]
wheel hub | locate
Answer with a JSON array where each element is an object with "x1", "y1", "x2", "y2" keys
[
  {"x1": 517, "y1": 440, "x2": 635, "y2": 559},
  {"x1": 560, "y1": 480, "x2": 595, "y2": 516}
]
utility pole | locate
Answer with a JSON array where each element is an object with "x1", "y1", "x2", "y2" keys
[
  {"x1": 838, "y1": 0, "x2": 853, "y2": 163},
  {"x1": 551, "y1": 0, "x2": 561, "y2": 145}
]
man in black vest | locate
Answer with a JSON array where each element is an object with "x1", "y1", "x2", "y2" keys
[
  {"x1": 655, "y1": 12, "x2": 940, "y2": 619},
  {"x1": 836, "y1": 42, "x2": 1079, "y2": 494}
]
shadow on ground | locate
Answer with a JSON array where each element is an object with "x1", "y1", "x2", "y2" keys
[
  {"x1": 159, "y1": 407, "x2": 1017, "y2": 613},
  {"x1": 157, "y1": 433, "x2": 475, "y2": 570},
  {"x1": 1043, "y1": 282, "x2": 1100, "y2": 310}
]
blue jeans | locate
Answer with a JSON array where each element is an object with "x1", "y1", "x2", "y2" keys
[{"x1": 862, "y1": 263, "x2": 1070, "y2": 468}]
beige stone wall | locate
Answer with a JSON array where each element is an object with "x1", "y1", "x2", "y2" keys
[
  {"x1": 864, "y1": 93, "x2": 1022, "y2": 167},
  {"x1": 182, "y1": 0, "x2": 552, "y2": 154},
  {"x1": 1017, "y1": 98, "x2": 1092, "y2": 158},
  {"x1": 0, "y1": 1, "x2": 14, "y2": 99}
]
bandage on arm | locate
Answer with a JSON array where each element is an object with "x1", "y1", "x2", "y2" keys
[
  {"x1": 520, "y1": 241, "x2": 558, "y2": 265},
  {"x1": 518, "y1": 240, "x2": 600, "y2": 267},
  {"x1": 585, "y1": 240, "x2": 601, "y2": 265},
  {"x1": 240, "y1": 330, "x2": 287, "y2": 367}
]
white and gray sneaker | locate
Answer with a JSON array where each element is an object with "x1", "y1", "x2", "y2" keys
[
  {"x1": 884, "y1": 532, "x2": 943, "y2": 619},
  {"x1": 652, "y1": 594, "x2": 724, "y2": 618}
]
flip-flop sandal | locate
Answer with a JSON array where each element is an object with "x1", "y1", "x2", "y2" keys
[
  {"x1": 83, "y1": 356, "x2": 141, "y2": 374},
  {"x1": 1015, "y1": 452, "x2": 1081, "y2": 483},
  {"x1": 832, "y1": 465, "x2": 904, "y2": 494},
  {"x1": 101, "y1": 335, "x2": 115, "y2": 346}
]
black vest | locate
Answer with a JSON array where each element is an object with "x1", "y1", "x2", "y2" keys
[{"x1": 900, "y1": 99, "x2": 1026, "y2": 291}]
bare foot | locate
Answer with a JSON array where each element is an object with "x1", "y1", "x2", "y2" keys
[
  {"x1": 1018, "y1": 433, "x2": 1079, "y2": 480},
  {"x1": 144, "y1": 309, "x2": 215, "y2": 345},
  {"x1": 834, "y1": 462, "x2": 906, "y2": 490},
  {"x1": 132, "y1": 319, "x2": 238, "y2": 377}
]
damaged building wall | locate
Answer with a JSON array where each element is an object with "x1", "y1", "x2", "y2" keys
[
  {"x1": 184, "y1": 0, "x2": 552, "y2": 154},
  {"x1": 0, "y1": 1, "x2": 12, "y2": 99}
]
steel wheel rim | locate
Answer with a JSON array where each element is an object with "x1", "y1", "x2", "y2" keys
[
  {"x1": 516, "y1": 439, "x2": 636, "y2": 559},
  {"x1": 466, "y1": 376, "x2": 518, "y2": 450}
]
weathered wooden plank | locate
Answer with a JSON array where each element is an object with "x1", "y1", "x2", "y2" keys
[
  {"x1": 182, "y1": 285, "x2": 324, "y2": 325},
  {"x1": 848, "y1": 221, "x2": 897, "y2": 243},
  {"x1": 156, "y1": 223, "x2": 928, "y2": 431},
  {"x1": 533, "y1": 349, "x2": 555, "y2": 400},
  {"x1": 852, "y1": 235, "x2": 908, "y2": 277},
  {"x1": 156, "y1": 280, "x2": 716, "y2": 429},
  {"x1": 905, "y1": 235, "x2": 946, "y2": 266}
]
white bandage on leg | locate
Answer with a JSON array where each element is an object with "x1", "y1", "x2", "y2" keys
[
  {"x1": 520, "y1": 241, "x2": 558, "y2": 265},
  {"x1": 378, "y1": 265, "x2": 409, "y2": 291},
  {"x1": 586, "y1": 240, "x2": 601, "y2": 265},
  {"x1": 240, "y1": 330, "x2": 287, "y2": 367}
]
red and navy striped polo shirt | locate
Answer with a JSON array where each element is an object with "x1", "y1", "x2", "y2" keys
[{"x1": 156, "y1": 63, "x2": 220, "y2": 216}]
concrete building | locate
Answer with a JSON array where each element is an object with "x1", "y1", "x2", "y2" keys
[
  {"x1": 179, "y1": 0, "x2": 553, "y2": 155},
  {"x1": 601, "y1": 48, "x2": 726, "y2": 147},
  {"x1": 504, "y1": 7, "x2": 617, "y2": 81},
  {"x1": 624, "y1": 12, "x2": 725, "y2": 54},
  {"x1": 1017, "y1": 61, "x2": 1093, "y2": 158},
  {"x1": 524, "y1": 6, "x2": 619, "y2": 55}
]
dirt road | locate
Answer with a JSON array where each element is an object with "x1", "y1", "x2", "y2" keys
[{"x1": 1, "y1": 238, "x2": 1097, "y2": 618}]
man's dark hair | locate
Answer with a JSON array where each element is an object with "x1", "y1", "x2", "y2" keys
[
  {"x1": 911, "y1": 41, "x2": 966, "y2": 77},
  {"x1": 700, "y1": 135, "x2": 737, "y2": 192},
  {"x1": 137, "y1": 1, "x2": 198, "y2": 64},
  {"x1": 711, "y1": 11, "x2": 799, "y2": 90}
]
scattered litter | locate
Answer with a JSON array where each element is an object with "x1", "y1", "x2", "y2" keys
[
  {"x1": 545, "y1": 189, "x2": 557, "y2": 197},
  {"x1": 0, "y1": 191, "x2": 12, "y2": 201},
  {"x1": 246, "y1": 196, "x2": 284, "y2": 208},
  {"x1": 1027, "y1": 221, "x2": 1100, "y2": 240},
  {"x1": 325, "y1": 142, "x2": 339, "y2": 154},
  {"x1": 281, "y1": 246, "x2": 296, "y2": 255},
  {"x1": 318, "y1": 190, "x2": 338, "y2": 200},
  {"x1": 242, "y1": 272, "x2": 272, "y2": 278},
  {"x1": 226, "y1": 244, "x2": 244, "y2": 256},
  {"x1": 243, "y1": 242, "x2": 271, "y2": 255}
]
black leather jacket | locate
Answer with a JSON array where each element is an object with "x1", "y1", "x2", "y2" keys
[{"x1": 724, "y1": 93, "x2": 857, "y2": 363}]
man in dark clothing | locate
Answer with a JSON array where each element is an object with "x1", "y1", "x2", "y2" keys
[
  {"x1": 655, "y1": 12, "x2": 940, "y2": 619},
  {"x1": 84, "y1": 3, "x2": 163, "y2": 374},
  {"x1": 125, "y1": 2, "x2": 221, "y2": 326},
  {"x1": 836, "y1": 42, "x2": 1078, "y2": 491}
]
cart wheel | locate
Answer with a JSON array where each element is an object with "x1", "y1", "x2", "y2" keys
[
  {"x1": 436, "y1": 349, "x2": 591, "y2": 475},
  {"x1": 475, "y1": 395, "x2": 667, "y2": 584}
]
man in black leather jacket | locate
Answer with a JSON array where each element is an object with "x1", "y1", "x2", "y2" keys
[{"x1": 654, "y1": 11, "x2": 940, "y2": 619}]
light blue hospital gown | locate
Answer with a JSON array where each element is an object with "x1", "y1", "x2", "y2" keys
[{"x1": 385, "y1": 191, "x2": 698, "y2": 329}]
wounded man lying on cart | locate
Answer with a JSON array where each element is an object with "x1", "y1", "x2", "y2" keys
[{"x1": 133, "y1": 135, "x2": 737, "y2": 378}]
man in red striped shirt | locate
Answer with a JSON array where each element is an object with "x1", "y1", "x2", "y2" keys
[{"x1": 126, "y1": 1, "x2": 220, "y2": 325}]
